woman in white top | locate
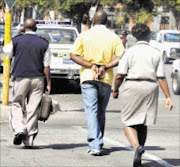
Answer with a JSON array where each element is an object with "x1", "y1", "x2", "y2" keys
[{"x1": 112, "y1": 24, "x2": 173, "y2": 167}]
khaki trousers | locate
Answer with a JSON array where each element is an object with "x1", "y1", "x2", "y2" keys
[{"x1": 10, "y1": 76, "x2": 44, "y2": 138}]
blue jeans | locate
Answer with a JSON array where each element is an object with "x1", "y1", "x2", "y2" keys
[{"x1": 81, "y1": 81, "x2": 111, "y2": 150}]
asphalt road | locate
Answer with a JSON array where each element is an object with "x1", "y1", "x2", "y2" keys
[{"x1": 0, "y1": 62, "x2": 179, "y2": 167}]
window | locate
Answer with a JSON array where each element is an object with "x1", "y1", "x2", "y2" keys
[
  {"x1": 164, "y1": 33, "x2": 180, "y2": 42},
  {"x1": 36, "y1": 28, "x2": 77, "y2": 44}
]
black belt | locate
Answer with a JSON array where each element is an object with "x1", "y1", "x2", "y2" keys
[{"x1": 126, "y1": 79, "x2": 155, "y2": 82}]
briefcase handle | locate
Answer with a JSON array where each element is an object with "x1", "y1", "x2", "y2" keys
[{"x1": 45, "y1": 91, "x2": 50, "y2": 96}]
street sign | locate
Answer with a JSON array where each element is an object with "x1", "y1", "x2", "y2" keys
[{"x1": 4, "y1": 0, "x2": 16, "y2": 9}]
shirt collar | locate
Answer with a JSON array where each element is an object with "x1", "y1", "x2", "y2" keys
[
  {"x1": 25, "y1": 31, "x2": 36, "y2": 34},
  {"x1": 136, "y1": 41, "x2": 149, "y2": 45},
  {"x1": 93, "y1": 25, "x2": 106, "y2": 29}
]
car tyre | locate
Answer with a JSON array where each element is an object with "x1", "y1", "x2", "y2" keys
[
  {"x1": 172, "y1": 72, "x2": 180, "y2": 95},
  {"x1": 163, "y1": 52, "x2": 169, "y2": 64}
]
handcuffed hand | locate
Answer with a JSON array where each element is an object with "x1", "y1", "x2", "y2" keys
[
  {"x1": 91, "y1": 64, "x2": 106, "y2": 81},
  {"x1": 91, "y1": 64, "x2": 99, "y2": 80},
  {"x1": 98, "y1": 65, "x2": 106, "y2": 80}
]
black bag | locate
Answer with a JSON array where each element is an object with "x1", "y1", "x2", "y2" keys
[{"x1": 38, "y1": 91, "x2": 53, "y2": 122}]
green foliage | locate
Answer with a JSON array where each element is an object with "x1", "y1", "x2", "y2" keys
[
  {"x1": 116, "y1": 0, "x2": 164, "y2": 25},
  {"x1": 9, "y1": 0, "x2": 180, "y2": 29},
  {"x1": 0, "y1": 1, "x2": 5, "y2": 8},
  {"x1": 133, "y1": 9, "x2": 152, "y2": 24},
  {"x1": 165, "y1": 0, "x2": 180, "y2": 29}
]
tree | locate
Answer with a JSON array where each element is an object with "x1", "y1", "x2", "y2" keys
[
  {"x1": 166, "y1": 0, "x2": 180, "y2": 29},
  {"x1": 14, "y1": 0, "x2": 61, "y2": 21},
  {"x1": 0, "y1": 1, "x2": 5, "y2": 13},
  {"x1": 116, "y1": 0, "x2": 163, "y2": 25},
  {"x1": 57, "y1": 0, "x2": 119, "y2": 31}
]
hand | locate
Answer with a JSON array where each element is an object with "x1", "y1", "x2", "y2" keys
[
  {"x1": 18, "y1": 27, "x2": 25, "y2": 35},
  {"x1": 112, "y1": 91, "x2": 119, "y2": 99},
  {"x1": 91, "y1": 64, "x2": 99, "y2": 80},
  {"x1": 165, "y1": 97, "x2": 173, "y2": 111},
  {"x1": 46, "y1": 85, "x2": 51, "y2": 94},
  {"x1": 98, "y1": 66, "x2": 106, "y2": 80}
]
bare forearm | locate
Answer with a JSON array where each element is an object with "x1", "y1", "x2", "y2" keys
[
  {"x1": 157, "y1": 77, "x2": 171, "y2": 98},
  {"x1": 70, "y1": 53, "x2": 92, "y2": 68},
  {"x1": 114, "y1": 74, "x2": 125, "y2": 91},
  {"x1": 105, "y1": 57, "x2": 120, "y2": 70},
  {"x1": 44, "y1": 66, "x2": 51, "y2": 86},
  {"x1": 157, "y1": 77, "x2": 173, "y2": 111},
  {"x1": 112, "y1": 73, "x2": 125, "y2": 98}
]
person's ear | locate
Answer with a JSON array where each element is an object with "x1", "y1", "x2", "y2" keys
[{"x1": 33, "y1": 26, "x2": 37, "y2": 32}]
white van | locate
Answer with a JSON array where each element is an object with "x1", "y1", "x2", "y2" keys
[{"x1": 150, "y1": 30, "x2": 180, "y2": 64}]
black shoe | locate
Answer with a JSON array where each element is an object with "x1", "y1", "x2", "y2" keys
[
  {"x1": 133, "y1": 145, "x2": 145, "y2": 167},
  {"x1": 13, "y1": 132, "x2": 25, "y2": 145}
]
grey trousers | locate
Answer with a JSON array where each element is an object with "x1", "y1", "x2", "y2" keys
[{"x1": 10, "y1": 76, "x2": 44, "y2": 137}]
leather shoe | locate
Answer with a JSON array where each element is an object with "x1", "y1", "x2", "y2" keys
[
  {"x1": 23, "y1": 135, "x2": 34, "y2": 149},
  {"x1": 13, "y1": 132, "x2": 25, "y2": 145},
  {"x1": 133, "y1": 145, "x2": 145, "y2": 167}
]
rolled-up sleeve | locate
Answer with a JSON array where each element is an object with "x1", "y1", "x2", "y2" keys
[
  {"x1": 117, "y1": 51, "x2": 129, "y2": 74},
  {"x1": 43, "y1": 45, "x2": 51, "y2": 67},
  {"x1": 71, "y1": 34, "x2": 84, "y2": 56},
  {"x1": 114, "y1": 36, "x2": 125, "y2": 58},
  {"x1": 156, "y1": 54, "x2": 165, "y2": 77},
  {"x1": 3, "y1": 41, "x2": 13, "y2": 60}
]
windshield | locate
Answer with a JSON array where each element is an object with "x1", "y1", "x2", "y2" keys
[
  {"x1": 36, "y1": 28, "x2": 77, "y2": 44},
  {"x1": 164, "y1": 33, "x2": 180, "y2": 42}
]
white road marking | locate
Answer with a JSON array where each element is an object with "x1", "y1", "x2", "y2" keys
[{"x1": 76, "y1": 126, "x2": 174, "y2": 167}]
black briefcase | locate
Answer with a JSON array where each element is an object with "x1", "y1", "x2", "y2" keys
[{"x1": 38, "y1": 91, "x2": 53, "y2": 122}]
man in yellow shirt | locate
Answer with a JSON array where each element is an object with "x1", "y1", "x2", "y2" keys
[{"x1": 70, "y1": 10, "x2": 124, "y2": 155}]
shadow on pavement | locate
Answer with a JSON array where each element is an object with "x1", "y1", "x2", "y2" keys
[
  {"x1": 106, "y1": 110, "x2": 121, "y2": 113},
  {"x1": 102, "y1": 146, "x2": 165, "y2": 156},
  {"x1": 101, "y1": 147, "x2": 131, "y2": 156},
  {"x1": 36, "y1": 143, "x2": 87, "y2": 150},
  {"x1": 144, "y1": 146, "x2": 165, "y2": 151},
  {"x1": 142, "y1": 158, "x2": 180, "y2": 167}
]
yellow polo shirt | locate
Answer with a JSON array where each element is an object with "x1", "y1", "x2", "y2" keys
[{"x1": 71, "y1": 25, "x2": 125, "y2": 86}]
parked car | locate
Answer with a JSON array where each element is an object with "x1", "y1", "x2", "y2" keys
[
  {"x1": 150, "y1": 30, "x2": 180, "y2": 64},
  {"x1": 171, "y1": 59, "x2": 180, "y2": 95},
  {"x1": 35, "y1": 21, "x2": 80, "y2": 82},
  {"x1": 111, "y1": 29, "x2": 129, "y2": 47}
]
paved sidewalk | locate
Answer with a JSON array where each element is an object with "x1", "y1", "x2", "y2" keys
[{"x1": 0, "y1": 104, "x2": 11, "y2": 124}]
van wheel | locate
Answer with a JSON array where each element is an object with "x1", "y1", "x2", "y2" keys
[
  {"x1": 163, "y1": 52, "x2": 169, "y2": 64},
  {"x1": 172, "y1": 72, "x2": 180, "y2": 95}
]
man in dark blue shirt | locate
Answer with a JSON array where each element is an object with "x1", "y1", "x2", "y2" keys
[{"x1": 3, "y1": 18, "x2": 51, "y2": 149}]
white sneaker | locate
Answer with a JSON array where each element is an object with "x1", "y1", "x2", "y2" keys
[{"x1": 87, "y1": 149, "x2": 102, "y2": 156}]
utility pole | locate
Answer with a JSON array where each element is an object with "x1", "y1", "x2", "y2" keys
[
  {"x1": 3, "y1": 0, "x2": 16, "y2": 105},
  {"x1": 2, "y1": 4, "x2": 11, "y2": 105}
]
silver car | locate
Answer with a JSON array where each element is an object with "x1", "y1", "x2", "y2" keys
[{"x1": 171, "y1": 59, "x2": 180, "y2": 95}]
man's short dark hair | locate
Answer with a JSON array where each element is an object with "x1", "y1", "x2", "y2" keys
[{"x1": 132, "y1": 24, "x2": 150, "y2": 41}]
